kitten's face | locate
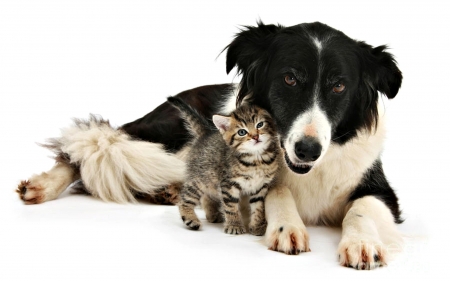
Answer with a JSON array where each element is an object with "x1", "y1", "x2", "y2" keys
[{"x1": 213, "y1": 105, "x2": 276, "y2": 154}]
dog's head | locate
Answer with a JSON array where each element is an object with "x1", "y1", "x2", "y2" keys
[{"x1": 225, "y1": 21, "x2": 402, "y2": 174}]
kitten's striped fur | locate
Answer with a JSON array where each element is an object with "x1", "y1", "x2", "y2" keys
[{"x1": 167, "y1": 97, "x2": 280, "y2": 235}]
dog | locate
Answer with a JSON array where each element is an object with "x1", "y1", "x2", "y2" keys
[{"x1": 17, "y1": 21, "x2": 403, "y2": 270}]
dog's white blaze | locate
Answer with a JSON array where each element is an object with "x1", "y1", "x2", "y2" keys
[
  {"x1": 279, "y1": 111, "x2": 387, "y2": 225},
  {"x1": 312, "y1": 37, "x2": 323, "y2": 53},
  {"x1": 284, "y1": 102, "x2": 332, "y2": 165}
]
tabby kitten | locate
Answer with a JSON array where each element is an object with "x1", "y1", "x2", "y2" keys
[{"x1": 167, "y1": 96, "x2": 280, "y2": 235}]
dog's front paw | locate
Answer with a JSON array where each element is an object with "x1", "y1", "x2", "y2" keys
[
  {"x1": 266, "y1": 223, "x2": 310, "y2": 255},
  {"x1": 338, "y1": 238, "x2": 387, "y2": 270},
  {"x1": 16, "y1": 180, "x2": 46, "y2": 204}
]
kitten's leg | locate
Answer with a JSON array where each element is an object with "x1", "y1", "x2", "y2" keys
[
  {"x1": 220, "y1": 181, "x2": 245, "y2": 235},
  {"x1": 17, "y1": 162, "x2": 79, "y2": 204},
  {"x1": 201, "y1": 194, "x2": 224, "y2": 223},
  {"x1": 248, "y1": 184, "x2": 269, "y2": 236},
  {"x1": 178, "y1": 182, "x2": 204, "y2": 230}
]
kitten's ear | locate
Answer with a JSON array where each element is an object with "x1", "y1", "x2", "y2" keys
[{"x1": 212, "y1": 115, "x2": 231, "y2": 134}]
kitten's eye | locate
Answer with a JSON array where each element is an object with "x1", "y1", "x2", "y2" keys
[
  {"x1": 284, "y1": 75, "x2": 297, "y2": 86},
  {"x1": 256, "y1": 122, "x2": 264, "y2": 129},
  {"x1": 237, "y1": 129, "x2": 247, "y2": 136},
  {"x1": 332, "y1": 83, "x2": 345, "y2": 94}
]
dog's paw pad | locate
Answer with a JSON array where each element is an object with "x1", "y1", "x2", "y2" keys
[
  {"x1": 16, "y1": 180, "x2": 45, "y2": 204},
  {"x1": 338, "y1": 239, "x2": 387, "y2": 270},
  {"x1": 267, "y1": 224, "x2": 310, "y2": 255}
]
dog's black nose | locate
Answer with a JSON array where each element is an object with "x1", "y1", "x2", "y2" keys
[{"x1": 294, "y1": 138, "x2": 322, "y2": 162}]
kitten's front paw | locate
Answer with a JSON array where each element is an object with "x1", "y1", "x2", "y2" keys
[
  {"x1": 181, "y1": 216, "x2": 201, "y2": 230},
  {"x1": 205, "y1": 210, "x2": 224, "y2": 223},
  {"x1": 338, "y1": 238, "x2": 387, "y2": 270},
  {"x1": 266, "y1": 223, "x2": 310, "y2": 255},
  {"x1": 224, "y1": 224, "x2": 246, "y2": 235},
  {"x1": 248, "y1": 219, "x2": 267, "y2": 236},
  {"x1": 16, "y1": 180, "x2": 46, "y2": 204}
]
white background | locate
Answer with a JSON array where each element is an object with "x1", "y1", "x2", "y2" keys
[{"x1": 1, "y1": 0, "x2": 448, "y2": 280}]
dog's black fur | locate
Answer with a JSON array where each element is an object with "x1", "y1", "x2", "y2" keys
[
  {"x1": 121, "y1": 21, "x2": 402, "y2": 222},
  {"x1": 18, "y1": 21, "x2": 404, "y2": 268},
  {"x1": 228, "y1": 22, "x2": 402, "y2": 144},
  {"x1": 121, "y1": 84, "x2": 235, "y2": 152}
]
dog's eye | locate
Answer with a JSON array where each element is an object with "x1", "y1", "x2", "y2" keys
[
  {"x1": 237, "y1": 129, "x2": 248, "y2": 136},
  {"x1": 284, "y1": 75, "x2": 297, "y2": 86},
  {"x1": 332, "y1": 83, "x2": 345, "y2": 94}
]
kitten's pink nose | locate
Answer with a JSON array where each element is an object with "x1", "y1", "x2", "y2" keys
[{"x1": 252, "y1": 135, "x2": 259, "y2": 141}]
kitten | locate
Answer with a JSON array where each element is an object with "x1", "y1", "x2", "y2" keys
[{"x1": 167, "y1": 96, "x2": 280, "y2": 235}]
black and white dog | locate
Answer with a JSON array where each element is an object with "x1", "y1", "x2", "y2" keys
[{"x1": 17, "y1": 21, "x2": 403, "y2": 270}]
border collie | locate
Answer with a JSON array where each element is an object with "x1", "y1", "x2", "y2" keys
[{"x1": 17, "y1": 21, "x2": 403, "y2": 270}]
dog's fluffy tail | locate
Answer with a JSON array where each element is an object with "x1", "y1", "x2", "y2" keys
[{"x1": 44, "y1": 114, "x2": 185, "y2": 203}]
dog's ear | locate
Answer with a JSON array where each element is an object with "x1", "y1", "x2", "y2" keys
[
  {"x1": 358, "y1": 43, "x2": 403, "y2": 131},
  {"x1": 359, "y1": 43, "x2": 403, "y2": 99},
  {"x1": 224, "y1": 21, "x2": 283, "y2": 106},
  {"x1": 225, "y1": 21, "x2": 283, "y2": 75}
]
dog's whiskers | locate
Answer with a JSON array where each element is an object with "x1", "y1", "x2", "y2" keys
[{"x1": 332, "y1": 131, "x2": 352, "y2": 141}]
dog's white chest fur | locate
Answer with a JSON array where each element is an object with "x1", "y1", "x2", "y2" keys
[{"x1": 279, "y1": 118, "x2": 387, "y2": 225}]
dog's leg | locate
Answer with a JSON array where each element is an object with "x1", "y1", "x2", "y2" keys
[
  {"x1": 17, "y1": 162, "x2": 79, "y2": 204},
  {"x1": 265, "y1": 184, "x2": 310, "y2": 254},
  {"x1": 136, "y1": 183, "x2": 182, "y2": 205},
  {"x1": 338, "y1": 196, "x2": 403, "y2": 270},
  {"x1": 17, "y1": 115, "x2": 186, "y2": 204}
]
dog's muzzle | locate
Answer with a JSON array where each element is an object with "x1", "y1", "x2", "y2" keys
[
  {"x1": 283, "y1": 137, "x2": 323, "y2": 174},
  {"x1": 294, "y1": 137, "x2": 322, "y2": 162},
  {"x1": 284, "y1": 153, "x2": 314, "y2": 174}
]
